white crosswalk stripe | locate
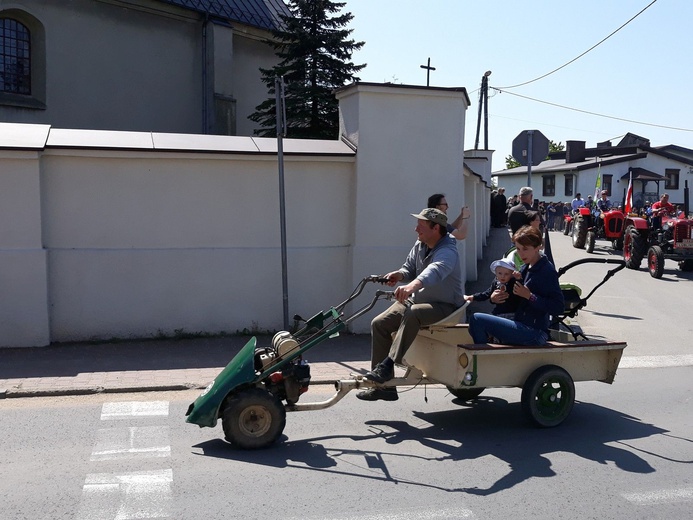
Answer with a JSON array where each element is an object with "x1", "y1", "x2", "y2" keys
[
  {"x1": 77, "y1": 402, "x2": 174, "y2": 519},
  {"x1": 100, "y1": 401, "x2": 169, "y2": 420},
  {"x1": 90, "y1": 425, "x2": 171, "y2": 461},
  {"x1": 623, "y1": 487, "x2": 693, "y2": 505},
  {"x1": 75, "y1": 469, "x2": 173, "y2": 520},
  {"x1": 619, "y1": 355, "x2": 693, "y2": 369}
]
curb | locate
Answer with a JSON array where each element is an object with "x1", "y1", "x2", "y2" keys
[{"x1": 0, "y1": 378, "x2": 343, "y2": 399}]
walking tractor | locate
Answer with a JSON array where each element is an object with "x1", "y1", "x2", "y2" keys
[{"x1": 186, "y1": 260, "x2": 628, "y2": 449}]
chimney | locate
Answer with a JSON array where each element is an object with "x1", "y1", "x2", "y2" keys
[{"x1": 565, "y1": 140, "x2": 586, "y2": 163}]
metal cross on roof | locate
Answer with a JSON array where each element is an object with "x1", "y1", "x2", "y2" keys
[{"x1": 420, "y1": 57, "x2": 436, "y2": 87}]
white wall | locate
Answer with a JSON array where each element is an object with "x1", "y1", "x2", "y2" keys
[
  {"x1": 0, "y1": 150, "x2": 50, "y2": 346},
  {"x1": 0, "y1": 83, "x2": 494, "y2": 347}
]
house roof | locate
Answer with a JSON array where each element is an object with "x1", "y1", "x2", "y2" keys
[
  {"x1": 493, "y1": 152, "x2": 646, "y2": 176},
  {"x1": 620, "y1": 167, "x2": 664, "y2": 181},
  {"x1": 494, "y1": 134, "x2": 693, "y2": 176},
  {"x1": 158, "y1": 0, "x2": 290, "y2": 30}
]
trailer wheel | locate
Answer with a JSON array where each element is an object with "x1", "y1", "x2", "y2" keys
[
  {"x1": 447, "y1": 387, "x2": 484, "y2": 401},
  {"x1": 647, "y1": 246, "x2": 665, "y2": 279},
  {"x1": 521, "y1": 365, "x2": 575, "y2": 428},
  {"x1": 222, "y1": 388, "x2": 286, "y2": 449},
  {"x1": 586, "y1": 230, "x2": 596, "y2": 253}
]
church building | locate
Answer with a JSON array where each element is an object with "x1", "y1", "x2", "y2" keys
[{"x1": 0, "y1": 0, "x2": 290, "y2": 136}]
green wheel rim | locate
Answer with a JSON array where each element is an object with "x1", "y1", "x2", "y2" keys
[{"x1": 533, "y1": 377, "x2": 571, "y2": 420}]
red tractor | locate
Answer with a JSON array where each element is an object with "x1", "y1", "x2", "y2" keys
[
  {"x1": 571, "y1": 206, "x2": 625, "y2": 253},
  {"x1": 622, "y1": 210, "x2": 693, "y2": 278}
]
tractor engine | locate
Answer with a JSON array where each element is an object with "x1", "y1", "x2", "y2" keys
[
  {"x1": 254, "y1": 332, "x2": 312, "y2": 405},
  {"x1": 659, "y1": 218, "x2": 693, "y2": 253}
]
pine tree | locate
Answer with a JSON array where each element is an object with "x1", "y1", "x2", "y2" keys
[{"x1": 249, "y1": 0, "x2": 365, "y2": 139}]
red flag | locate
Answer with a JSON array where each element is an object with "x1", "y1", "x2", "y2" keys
[{"x1": 624, "y1": 172, "x2": 633, "y2": 214}]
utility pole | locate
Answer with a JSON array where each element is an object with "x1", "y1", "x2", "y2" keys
[
  {"x1": 275, "y1": 76, "x2": 289, "y2": 330},
  {"x1": 474, "y1": 70, "x2": 492, "y2": 150},
  {"x1": 420, "y1": 57, "x2": 436, "y2": 87}
]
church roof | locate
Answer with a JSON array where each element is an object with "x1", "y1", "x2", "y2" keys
[{"x1": 159, "y1": 0, "x2": 290, "y2": 30}]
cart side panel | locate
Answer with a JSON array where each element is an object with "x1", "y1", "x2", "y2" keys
[
  {"x1": 404, "y1": 333, "x2": 626, "y2": 389},
  {"x1": 470, "y1": 347, "x2": 625, "y2": 388}
]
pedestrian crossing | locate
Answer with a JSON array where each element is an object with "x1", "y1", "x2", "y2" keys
[
  {"x1": 71, "y1": 397, "x2": 691, "y2": 519},
  {"x1": 76, "y1": 400, "x2": 173, "y2": 520}
]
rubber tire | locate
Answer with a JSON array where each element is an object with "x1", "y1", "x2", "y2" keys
[
  {"x1": 586, "y1": 230, "x2": 596, "y2": 253},
  {"x1": 623, "y1": 225, "x2": 647, "y2": 269},
  {"x1": 447, "y1": 386, "x2": 484, "y2": 401},
  {"x1": 572, "y1": 216, "x2": 587, "y2": 249},
  {"x1": 563, "y1": 220, "x2": 571, "y2": 236},
  {"x1": 679, "y1": 259, "x2": 693, "y2": 272},
  {"x1": 521, "y1": 365, "x2": 575, "y2": 428},
  {"x1": 222, "y1": 388, "x2": 286, "y2": 449},
  {"x1": 613, "y1": 236, "x2": 624, "y2": 251},
  {"x1": 648, "y1": 245, "x2": 665, "y2": 279}
]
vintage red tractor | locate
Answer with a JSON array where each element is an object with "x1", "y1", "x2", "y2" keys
[
  {"x1": 622, "y1": 210, "x2": 693, "y2": 278},
  {"x1": 571, "y1": 206, "x2": 625, "y2": 253}
]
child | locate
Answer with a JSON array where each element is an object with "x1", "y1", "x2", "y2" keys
[
  {"x1": 469, "y1": 225, "x2": 564, "y2": 346},
  {"x1": 465, "y1": 255, "x2": 522, "y2": 318}
]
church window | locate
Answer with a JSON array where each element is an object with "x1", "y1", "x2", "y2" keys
[{"x1": 0, "y1": 17, "x2": 31, "y2": 95}]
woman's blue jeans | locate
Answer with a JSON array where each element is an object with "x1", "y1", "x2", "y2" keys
[{"x1": 469, "y1": 313, "x2": 548, "y2": 345}]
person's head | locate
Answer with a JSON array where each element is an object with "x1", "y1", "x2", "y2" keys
[
  {"x1": 427, "y1": 193, "x2": 448, "y2": 213},
  {"x1": 498, "y1": 187, "x2": 505, "y2": 194},
  {"x1": 526, "y1": 210, "x2": 541, "y2": 229},
  {"x1": 519, "y1": 186, "x2": 533, "y2": 203},
  {"x1": 490, "y1": 257, "x2": 515, "y2": 284},
  {"x1": 576, "y1": 193, "x2": 582, "y2": 199},
  {"x1": 512, "y1": 225, "x2": 543, "y2": 266},
  {"x1": 411, "y1": 208, "x2": 448, "y2": 245},
  {"x1": 600, "y1": 190, "x2": 608, "y2": 199},
  {"x1": 660, "y1": 193, "x2": 670, "y2": 203},
  {"x1": 587, "y1": 195, "x2": 593, "y2": 203}
]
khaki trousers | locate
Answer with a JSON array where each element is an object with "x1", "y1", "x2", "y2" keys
[{"x1": 370, "y1": 300, "x2": 456, "y2": 368}]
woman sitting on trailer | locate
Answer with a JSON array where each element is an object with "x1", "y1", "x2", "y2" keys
[{"x1": 468, "y1": 225, "x2": 564, "y2": 346}]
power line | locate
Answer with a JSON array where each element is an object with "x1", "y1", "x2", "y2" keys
[
  {"x1": 490, "y1": 88, "x2": 693, "y2": 133},
  {"x1": 497, "y1": 0, "x2": 658, "y2": 90}
]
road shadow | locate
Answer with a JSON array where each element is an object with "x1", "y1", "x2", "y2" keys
[{"x1": 191, "y1": 397, "x2": 688, "y2": 495}]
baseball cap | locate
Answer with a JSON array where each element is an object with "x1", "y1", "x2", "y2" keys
[{"x1": 411, "y1": 208, "x2": 448, "y2": 227}]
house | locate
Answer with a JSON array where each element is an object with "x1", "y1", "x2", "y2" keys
[
  {"x1": 493, "y1": 133, "x2": 693, "y2": 211},
  {"x1": 0, "y1": 0, "x2": 290, "y2": 136}
]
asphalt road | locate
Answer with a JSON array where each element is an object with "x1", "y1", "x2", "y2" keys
[
  {"x1": 542, "y1": 230, "x2": 693, "y2": 357},
  {"x1": 1, "y1": 231, "x2": 691, "y2": 520},
  {"x1": 1, "y1": 368, "x2": 691, "y2": 520}
]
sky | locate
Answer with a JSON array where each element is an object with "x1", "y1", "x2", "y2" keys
[{"x1": 339, "y1": 0, "x2": 693, "y2": 173}]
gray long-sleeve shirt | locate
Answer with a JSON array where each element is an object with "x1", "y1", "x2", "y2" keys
[{"x1": 398, "y1": 234, "x2": 465, "y2": 307}]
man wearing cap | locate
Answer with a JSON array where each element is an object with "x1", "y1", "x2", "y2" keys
[
  {"x1": 597, "y1": 190, "x2": 611, "y2": 213},
  {"x1": 357, "y1": 208, "x2": 464, "y2": 402},
  {"x1": 585, "y1": 194, "x2": 594, "y2": 210},
  {"x1": 507, "y1": 186, "x2": 534, "y2": 234}
]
